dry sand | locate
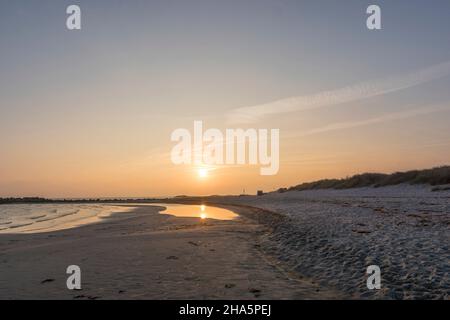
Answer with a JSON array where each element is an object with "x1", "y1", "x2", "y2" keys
[
  {"x1": 215, "y1": 185, "x2": 450, "y2": 300},
  {"x1": 0, "y1": 205, "x2": 340, "y2": 300}
]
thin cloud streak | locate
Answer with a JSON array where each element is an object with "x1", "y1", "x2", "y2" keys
[
  {"x1": 294, "y1": 105, "x2": 450, "y2": 137},
  {"x1": 228, "y1": 60, "x2": 450, "y2": 123}
]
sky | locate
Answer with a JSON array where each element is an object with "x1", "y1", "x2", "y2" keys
[{"x1": 1, "y1": 0, "x2": 450, "y2": 198}]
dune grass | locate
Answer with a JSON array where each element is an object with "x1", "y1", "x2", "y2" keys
[{"x1": 287, "y1": 166, "x2": 450, "y2": 191}]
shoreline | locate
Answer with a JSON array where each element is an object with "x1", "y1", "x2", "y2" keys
[
  {"x1": 0, "y1": 204, "x2": 338, "y2": 299},
  {"x1": 0, "y1": 204, "x2": 138, "y2": 234}
]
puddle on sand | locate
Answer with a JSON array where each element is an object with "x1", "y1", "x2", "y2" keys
[{"x1": 156, "y1": 203, "x2": 238, "y2": 220}]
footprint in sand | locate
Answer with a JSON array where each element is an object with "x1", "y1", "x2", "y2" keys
[
  {"x1": 249, "y1": 288, "x2": 262, "y2": 297},
  {"x1": 41, "y1": 279, "x2": 55, "y2": 284},
  {"x1": 74, "y1": 295, "x2": 101, "y2": 300}
]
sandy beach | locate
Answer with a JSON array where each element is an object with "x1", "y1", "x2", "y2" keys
[
  {"x1": 0, "y1": 204, "x2": 339, "y2": 300},
  {"x1": 215, "y1": 185, "x2": 450, "y2": 300},
  {"x1": 0, "y1": 184, "x2": 448, "y2": 300},
  {"x1": 2, "y1": 0, "x2": 450, "y2": 306}
]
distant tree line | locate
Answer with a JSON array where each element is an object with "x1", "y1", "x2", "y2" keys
[{"x1": 0, "y1": 198, "x2": 164, "y2": 205}]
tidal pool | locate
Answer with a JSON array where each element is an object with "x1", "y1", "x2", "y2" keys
[{"x1": 156, "y1": 203, "x2": 238, "y2": 220}]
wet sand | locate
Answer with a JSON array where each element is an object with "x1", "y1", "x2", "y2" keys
[{"x1": 0, "y1": 205, "x2": 339, "y2": 300}]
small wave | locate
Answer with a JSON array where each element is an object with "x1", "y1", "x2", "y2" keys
[
  {"x1": 29, "y1": 215, "x2": 47, "y2": 220},
  {"x1": 55, "y1": 208, "x2": 78, "y2": 214},
  {"x1": 36, "y1": 217, "x2": 57, "y2": 222},
  {"x1": 36, "y1": 210, "x2": 80, "y2": 222},
  {"x1": 9, "y1": 222, "x2": 34, "y2": 229},
  {"x1": 58, "y1": 209, "x2": 80, "y2": 217},
  {"x1": 58, "y1": 209, "x2": 80, "y2": 215}
]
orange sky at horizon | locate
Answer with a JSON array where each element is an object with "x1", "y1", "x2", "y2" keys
[{"x1": 2, "y1": 120, "x2": 449, "y2": 198}]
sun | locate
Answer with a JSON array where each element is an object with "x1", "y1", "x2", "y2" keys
[{"x1": 197, "y1": 168, "x2": 208, "y2": 178}]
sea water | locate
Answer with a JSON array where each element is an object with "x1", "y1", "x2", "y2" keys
[{"x1": 0, "y1": 203, "x2": 134, "y2": 234}]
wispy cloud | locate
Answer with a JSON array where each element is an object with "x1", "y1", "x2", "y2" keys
[
  {"x1": 228, "y1": 60, "x2": 450, "y2": 124},
  {"x1": 294, "y1": 105, "x2": 450, "y2": 137}
]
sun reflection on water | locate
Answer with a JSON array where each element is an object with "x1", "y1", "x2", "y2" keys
[{"x1": 157, "y1": 203, "x2": 238, "y2": 220}]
